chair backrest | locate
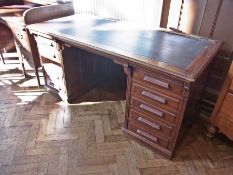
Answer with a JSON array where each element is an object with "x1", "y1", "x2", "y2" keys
[{"x1": 23, "y1": 2, "x2": 74, "y2": 25}]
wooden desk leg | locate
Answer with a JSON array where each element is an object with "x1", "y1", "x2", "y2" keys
[
  {"x1": 206, "y1": 125, "x2": 217, "y2": 138},
  {"x1": 123, "y1": 64, "x2": 133, "y2": 129}
]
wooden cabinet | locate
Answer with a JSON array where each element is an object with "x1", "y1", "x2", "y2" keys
[{"x1": 208, "y1": 61, "x2": 233, "y2": 140}]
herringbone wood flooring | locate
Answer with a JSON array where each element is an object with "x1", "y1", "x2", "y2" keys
[{"x1": 0, "y1": 62, "x2": 233, "y2": 175}]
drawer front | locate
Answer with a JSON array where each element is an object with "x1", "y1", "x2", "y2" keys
[
  {"x1": 43, "y1": 63, "x2": 63, "y2": 78},
  {"x1": 131, "y1": 97, "x2": 177, "y2": 125},
  {"x1": 38, "y1": 44, "x2": 62, "y2": 64},
  {"x1": 133, "y1": 69, "x2": 183, "y2": 97},
  {"x1": 219, "y1": 92, "x2": 233, "y2": 122},
  {"x1": 35, "y1": 36, "x2": 60, "y2": 49},
  {"x1": 129, "y1": 109, "x2": 174, "y2": 137},
  {"x1": 132, "y1": 83, "x2": 181, "y2": 112},
  {"x1": 44, "y1": 63, "x2": 65, "y2": 93},
  {"x1": 229, "y1": 80, "x2": 233, "y2": 92},
  {"x1": 128, "y1": 122, "x2": 170, "y2": 149}
]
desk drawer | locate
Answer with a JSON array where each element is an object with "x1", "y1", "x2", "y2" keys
[
  {"x1": 219, "y1": 92, "x2": 233, "y2": 122},
  {"x1": 131, "y1": 97, "x2": 177, "y2": 125},
  {"x1": 38, "y1": 44, "x2": 62, "y2": 64},
  {"x1": 132, "y1": 83, "x2": 181, "y2": 112},
  {"x1": 129, "y1": 109, "x2": 174, "y2": 137},
  {"x1": 35, "y1": 36, "x2": 60, "y2": 49},
  {"x1": 128, "y1": 122, "x2": 170, "y2": 149},
  {"x1": 133, "y1": 69, "x2": 183, "y2": 97}
]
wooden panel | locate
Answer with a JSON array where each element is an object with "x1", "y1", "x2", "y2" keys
[
  {"x1": 219, "y1": 92, "x2": 233, "y2": 122},
  {"x1": 62, "y1": 45, "x2": 117, "y2": 103}
]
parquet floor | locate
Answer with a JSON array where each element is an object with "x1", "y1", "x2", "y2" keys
[{"x1": 0, "y1": 61, "x2": 233, "y2": 175}]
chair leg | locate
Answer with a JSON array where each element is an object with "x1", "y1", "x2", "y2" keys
[
  {"x1": 35, "y1": 68, "x2": 41, "y2": 86},
  {"x1": 0, "y1": 52, "x2": 5, "y2": 64}
]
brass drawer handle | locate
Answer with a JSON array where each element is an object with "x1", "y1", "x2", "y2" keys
[
  {"x1": 142, "y1": 90, "x2": 166, "y2": 104},
  {"x1": 137, "y1": 129, "x2": 158, "y2": 142},
  {"x1": 138, "y1": 117, "x2": 160, "y2": 130},
  {"x1": 143, "y1": 76, "x2": 169, "y2": 89},
  {"x1": 140, "y1": 104, "x2": 163, "y2": 117}
]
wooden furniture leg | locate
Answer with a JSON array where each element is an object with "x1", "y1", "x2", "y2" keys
[
  {"x1": 206, "y1": 125, "x2": 217, "y2": 138},
  {"x1": 0, "y1": 52, "x2": 5, "y2": 64},
  {"x1": 35, "y1": 68, "x2": 41, "y2": 86}
]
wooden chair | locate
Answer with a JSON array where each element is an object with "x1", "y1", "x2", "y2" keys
[
  {"x1": 0, "y1": 23, "x2": 16, "y2": 64},
  {"x1": 0, "y1": 2, "x2": 74, "y2": 85}
]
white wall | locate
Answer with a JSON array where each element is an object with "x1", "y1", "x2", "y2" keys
[{"x1": 72, "y1": 0, "x2": 163, "y2": 28}]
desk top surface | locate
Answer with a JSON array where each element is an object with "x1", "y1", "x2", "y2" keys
[{"x1": 28, "y1": 14, "x2": 222, "y2": 81}]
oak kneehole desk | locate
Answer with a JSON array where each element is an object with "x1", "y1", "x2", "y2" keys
[{"x1": 27, "y1": 14, "x2": 222, "y2": 158}]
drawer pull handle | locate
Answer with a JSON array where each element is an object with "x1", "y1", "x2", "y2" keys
[
  {"x1": 144, "y1": 76, "x2": 169, "y2": 89},
  {"x1": 140, "y1": 104, "x2": 163, "y2": 117},
  {"x1": 142, "y1": 91, "x2": 166, "y2": 104},
  {"x1": 53, "y1": 55, "x2": 56, "y2": 59},
  {"x1": 138, "y1": 117, "x2": 160, "y2": 130},
  {"x1": 48, "y1": 81, "x2": 54, "y2": 87},
  {"x1": 137, "y1": 129, "x2": 158, "y2": 142}
]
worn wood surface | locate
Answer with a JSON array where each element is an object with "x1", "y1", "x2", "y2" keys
[{"x1": 0, "y1": 62, "x2": 233, "y2": 174}]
